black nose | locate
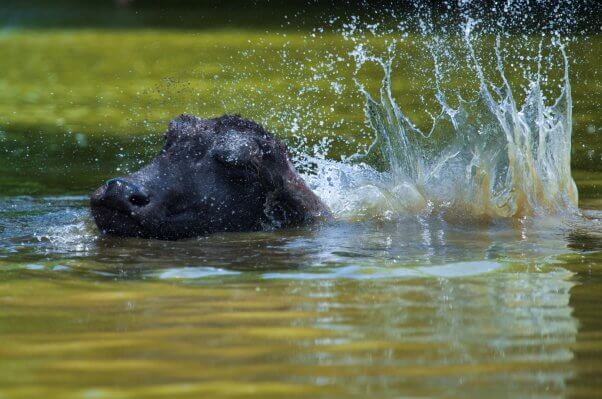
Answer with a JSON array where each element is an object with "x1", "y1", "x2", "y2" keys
[{"x1": 93, "y1": 178, "x2": 151, "y2": 210}]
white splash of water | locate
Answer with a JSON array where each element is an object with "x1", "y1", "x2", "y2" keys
[{"x1": 303, "y1": 8, "x2": 579, "y2": 221}]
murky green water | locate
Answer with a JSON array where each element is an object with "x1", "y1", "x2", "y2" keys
[{"x1": 1, "y1": 25, "x2": 602, "y2": 399}]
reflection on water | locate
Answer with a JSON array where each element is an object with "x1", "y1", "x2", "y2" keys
[
  {"x1": 0, "y1": 264, "x2": 580, "y2": 398},
  {"x1": 1, "y1": 195, "x2": 600, "y2": 397},
  {"x1": 2, "y1": 195, "x2": 600, "y2": 279}
]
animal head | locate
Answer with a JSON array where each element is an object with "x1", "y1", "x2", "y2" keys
[{"x1": 90, "y1": 114, "x2": 329, "y2": 239}]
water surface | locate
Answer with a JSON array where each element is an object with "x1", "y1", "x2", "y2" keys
[{"x1": 1, "y1": 187, "x2": 602, "y2": 398}]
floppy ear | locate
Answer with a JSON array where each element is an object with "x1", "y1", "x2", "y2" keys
[{"x1": 211, "y1": 129, "x2": 262, "y2": 168}]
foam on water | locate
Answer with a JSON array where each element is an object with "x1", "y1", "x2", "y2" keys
[{"x1": 301, "y1": 1, "x2": 580, "y2": 221}]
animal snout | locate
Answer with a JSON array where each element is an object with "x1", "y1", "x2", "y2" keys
[{"x1": 92, "y1": 178, "x2": 151, "y2": 211}]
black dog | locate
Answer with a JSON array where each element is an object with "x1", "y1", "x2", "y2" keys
[{"x1": 90, "y1": 115, "x2": 331, "y2": 240}]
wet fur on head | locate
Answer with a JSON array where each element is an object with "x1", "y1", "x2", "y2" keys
[{"x1": 90, "y1": 113, "x2": 331, "y2": 239}]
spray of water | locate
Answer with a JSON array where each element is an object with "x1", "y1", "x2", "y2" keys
[{"x1": 303, "y1": 2, "x2": 580, "y2": 221}]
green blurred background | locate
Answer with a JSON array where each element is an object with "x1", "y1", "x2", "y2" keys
[{"x1": 0, "y1": 1, "x2": 600, "y2": 196}]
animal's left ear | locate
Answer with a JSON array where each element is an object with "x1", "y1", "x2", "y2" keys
[{"x1": 211, "y1": 129, "x2": 263, "y2": 168}]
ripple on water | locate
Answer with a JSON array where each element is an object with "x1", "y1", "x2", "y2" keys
[{"x1": 1, "y1": 196, "x2": 601, "y2": 282}]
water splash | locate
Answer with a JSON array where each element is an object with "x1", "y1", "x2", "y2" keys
[{"x1": 304, "y1": 4, "x2": 580, "y2": 221}]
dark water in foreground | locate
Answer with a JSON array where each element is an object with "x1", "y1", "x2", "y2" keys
[{"x1": 1, "y1": 184, "x2": 602, "y2": 398}]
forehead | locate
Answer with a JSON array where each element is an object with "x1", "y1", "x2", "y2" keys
[
  {"x1": 166, "y1": 114, "x2": 272, "y2": 140},
  {"x1": 160, "y1": 114, "x2": 282, "y2": 171},
  {"x1": 166, "y1": 114, "x2": 267, "y2": 146}
]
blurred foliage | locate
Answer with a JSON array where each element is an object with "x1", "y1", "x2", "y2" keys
[{"x1": 0, "y1": 2, "x2": 600, "y2": 195}]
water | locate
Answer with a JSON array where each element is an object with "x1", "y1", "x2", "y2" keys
[
  {"x1": 2, "y1": 197, "x2": 602, "y2": 397},
  {"x1": 305, "y1": 5, "x2": 581, "y2": 220},
  {"x1": 1, "y1": 1, "x2": 602, "y2": 398}
]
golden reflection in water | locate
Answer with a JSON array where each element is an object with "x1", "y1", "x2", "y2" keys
[{"x1": 0, "y1": 268, "x2": 578, "y2": 399}]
